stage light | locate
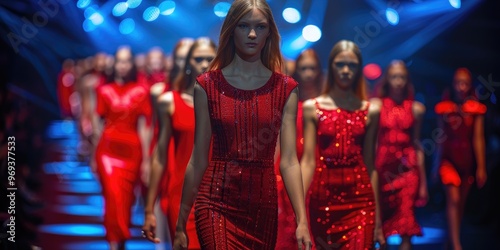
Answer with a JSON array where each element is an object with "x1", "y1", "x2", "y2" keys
[
  {"x1": 385, "y1": 8, "x2": 399, "y2": 26},
  {"x1": 76, "y1": 0, "x2": 91, "y2": 9},
  {"x1": 112, "y1": 2, "x2": 128, "y2": 17},
  {"x1": 302, "y1": 25, "x2": 321, "y2": 42},
  {"x1": 127, "y1": 0, "x2": 142, "y2": 9},
  {"x1": 82, "y1": 19, "x2": 96, "y2": 32},
  {"x1": 449, "y1": 0, "x2": 461, "y2": 9},
  {"x1": 143, "y1": 6, "x2": 160, "y2": 22},
  {"x1": 89, "y1": 12, "x2": 104, "y2": 25},
  {"x1": 119, "y1": 18, "x2": 135, "y2": 34},
  {"x1": 159, "y1": 1, "x2": 176, "y2": 16},
  {"x1": 214, "y1": 2, "x2": 231, "y2": 17},
  {"x1": 83, "y1": 5, "x2": 98, "y2": 19},
  {"x1": 363, "y1": 63, "x2": 382, "y2": 80},
  {"x1": 282, "y1": 7, "x2": 301, "y2": 24}
]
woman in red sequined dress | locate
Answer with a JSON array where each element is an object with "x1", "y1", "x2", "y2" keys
[
  {"x1": 370, "y1": 60, "x2": 428, "y2": 250},
  {"x1": 172, "y1": 1, "x2": 312, "y2": 249},
  {"x1": 275, "y1": 48, "x2": 323, "y2": 250},
  {"x1": 435, "y1": 68, "x2": 487, "y2": 250},
  {"x1": 91, "y1": 46, "x2": 152, "y2": 250},
  {"x1": 142, "y1": 37, "x2": 217, "y2": 249},
  {"x1": 301, "y1": 40, "x2": 386, "y2": 250}
]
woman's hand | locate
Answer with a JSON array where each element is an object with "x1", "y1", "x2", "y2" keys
[
  {"x1": 295, "y1": 222, "x2": 312, "y2": 250},
  {"x1": 172, "y1": 230, "x2": 189, "y2": 250},
  {"x1": 142, "y1": 212, "x2": 160, "y2": 243},
  {"x1": 373, "y1": 226, "x2": 386, "y2": 250},
  {"x1": 476, "y1": 167, "x2": 487, "y2": 189},
  {"x1": 415, "y1": 183, "x2": 429, "y2": 207}
]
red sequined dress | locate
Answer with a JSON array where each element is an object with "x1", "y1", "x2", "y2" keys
[
  {"x1": 375, "y1": 98, "x2": 422, "y2": 237},
  {"x1": 157, "y1": 91, "x2": 200, "y2": 248},
  {"x1": 94, "y1": 82, "x2": 151, "y2": 242},
  {"x1": 195, "y1": 70, "x2": 298, "y2": 250},
  {"x1": 308, "y1": 101, "x2": 375, "y2": 250},
  {"x1": 434, "y1": 99, "x2": 486, "y2": 186}
]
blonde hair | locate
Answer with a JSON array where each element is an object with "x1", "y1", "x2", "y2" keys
[{"x1": 209, "y1": 0, "x2": 284, "y2": 72}]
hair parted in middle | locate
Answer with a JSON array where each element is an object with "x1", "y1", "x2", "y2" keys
[{"x1": 208, "y1": 0, "x2": 284, "y2": 72}]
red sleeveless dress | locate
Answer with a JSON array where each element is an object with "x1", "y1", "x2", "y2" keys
[
  {"x1": 195, "y1": 70, "x2": 298, "y2": 250},
  {"x1": 275, "y1": 100, "x2": 304, "y2": 249},
  {"x1": 308, "y1": 102, "x2": 375, "y2": 250},
  {"x1": 434, "y1": 99, "x2": 487, "y2": 186},
  {"x1": 94, "y1": 82, "x2": 152, "y2": 242},
  {"x1": 375, "y1": 98, "x2": 422, "y2": 237},
  {"x1": 157, "y1": 91, "x2": 200, "y2": 248}
]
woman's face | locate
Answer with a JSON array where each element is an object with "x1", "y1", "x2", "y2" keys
[
  {"x1": 115, "y1": 49, "x2": 133, "y2": 79},
  {"x1": 148, "y1": 50, "x2": 164, "y2": 72},
  {"x1": 387, "y1": 63, "x2": 407, "y2": 95},
  {"x1": 453, "y1": 71, "x2": 472, "y2": 98},
  {"x1": 295, "y1": 54, "x2": 320, "y2": 85},
  {"x1": 233, "y1": 8, "x2": 270, "y2": 62},
  {"x1": 332, "y1": 50, "x2": 359, "y2": 90},
  {"x1": 189, "y1": 44, "x2": 216, "y2": 76},
  {"x1": 175, "y1": 43, "x2": 192, "y2": 70}
]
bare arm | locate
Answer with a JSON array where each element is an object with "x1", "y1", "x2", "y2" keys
[
  {"x1": 280, "y1": 88, "x2": 312, "y2": 249},
  {"x1": 363, "y1": 102, "x2": 386, "y2": 247},
  {"x1": 413, "y1": 101, "x2": 428, "y2": 206},
  {"x1": 473, "y1": 115, "x2": 487, "y2": 188},
  {"x1": 175, "y1": 83, "x2": 212, "y2": 232},
  {"x1": 300, "y1": 99, "x2": 317, "y2": 196}
]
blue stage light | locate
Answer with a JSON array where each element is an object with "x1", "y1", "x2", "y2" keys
[
  {"x1": 119, "y1": 18, "x2": 135, "y2": 34},
  {"x1": 82, "y1": 19, "x2": 96, "y2": 32},
  {"x1": 385, "y1": 8, "x2": 399, "y2": 26},
  {"x1": 282, "y1": 7, "x2": 301, "y2": 24},
  {"x1": 449, "y1": 0, "x2": 461, "y2": 9},
  {"x1": 84, "y1": 5, "x2": 98, "y2": 19},
  {"x1": 127, "y1": 0, "x2": 142, "y2": 9},
  {"x1": 39, "y1": 224, "x2": 104, "y2": 237},
  {"x1": 159, "y1": 1, "x2": 176, "y2": 16},
  {"x1": 302, "y1": 25, "x2": 321, "y2": 42},
  {"x1": 77, "y1": 0, "x2": 91, "y2": 9},
  {"x1": 89, "y1": 12, "x2": 104, "y2": 25},
  {"x1": 112, "y1": 2, "x2": 128, "y2": 17},
  {"x1": 143, "y1": 6, "x2": 160, "y2": 22},
  {"x1": 214, "y1": 2, "x2": 231, "y2": 17}
]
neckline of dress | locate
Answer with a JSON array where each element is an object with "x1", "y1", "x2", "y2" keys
[{"x1": 218, "y1": 69, "x2": 275, "y2": 92}]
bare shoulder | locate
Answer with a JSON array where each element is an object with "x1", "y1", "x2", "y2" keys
[
  {"x1": 367, "y1": 99, "x2": 381, "y2": 116},
  {"x1": 150, "y1": 82, "x2": 166, "y2": 98},
  {"x1": 412, "y1": 100, "x2": 426, "y2": 115},
  {"x1": 157, "y1": 91, "x2": 173, "y2": 105},
  {"x1": 368, "y1": 97, "x2": 382, "y2": 109}
]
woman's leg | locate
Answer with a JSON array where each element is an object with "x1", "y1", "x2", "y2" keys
[{"x1": 445, "y1": 185, "x2": 461, "y2": 250}]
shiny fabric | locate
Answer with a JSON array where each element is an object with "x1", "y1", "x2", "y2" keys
[
  {"x1": 275, "y1": 101, "x2": 303, "y2": 250},
  {"x1": 195, "y1": 70, "x2": 298, "y2": 250},
  {"x1": 434, "y1": 99, "x2": 486, "y2": 186},
  {"x1": 157, "y1": 91, "x2": 200, "y2": 249},
  {"x1": 375, "y1": 98, "x2": 422, "y2": 238},
  {"x1": 308, "y1": 102, "x2": 375, "y2": 250},
  {"x1": 94, "y1": 82, "x2": 152, "y2": 242}
]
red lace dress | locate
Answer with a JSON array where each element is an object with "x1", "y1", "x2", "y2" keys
[
  {"x1": 195, "y1": 70, "x2": 298, "y2": 250},
  {"x1": 157, "y1": 91, "x2": 200, "y2": 248},
  {"x1": 308, "y1": 102, "x2": 375, "y2": 250},
  {"x1": 434, "y1": 99, "x2": 487, "y2": 186},
  {"x1": 375, "y1": 98, "x2": 422, "y2": 237},
  {"x1": 275, "y1": 100, "x2": 304, "y2": 249},
  {"x1": 94, "y1": 82, "x2": 152, "y2": 242}
]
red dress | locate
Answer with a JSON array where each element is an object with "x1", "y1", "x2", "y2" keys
[
  {"x1": 195, "y1": 70, "x2": 298, "y2": 250},
  {"x1": 375, "y1": 98, "x2": 422, "y2": 237},
  {"x1": 94, "y1": 82, "x2": 151, "y2": 242},
  {"x1": 157, "y1": 91, "x2": 200, "y2": 249},
  {"x1": 434, "y1": 99, "x2": 487, "y2": 186},
  {"x1": 308, "y1": 102, "x2": 375, "y2": 250},
  {"x1": 275, "y1": 101, "x2": 304, "y2": 249}
]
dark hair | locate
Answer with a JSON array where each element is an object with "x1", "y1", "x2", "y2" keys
[
  {"x1": 323, "y1": 40, "x2": 367, "y2": 100},
  {"x1": 172, "y1": 37, "x2": 217, "y2": 91},
  {"x1": 108, "y1": 46, "x2": 137, "y2": 84},
  {"x1": 374, "y1": 60, "x2": 414, "y2": 100},
  {"x1": 169, "y1": 38, "x2": 195, "y2": 84},
  {"x1": 443, "y1": 67, "x2": 475, "y2": 102},
  {"x1": 291, "y1": 48, "x2": 323, "y2": 85}
]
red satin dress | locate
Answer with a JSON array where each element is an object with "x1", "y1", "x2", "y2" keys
[
  {"x1": 195, "y1": 70, "x2": 298, "y2": 250},
  {"x1": 308, "y1": 102, "x2": 375, "y2": 250},
  {"x1": 434, "y1": 99, "x2": 486, "y2": 186},
  {"x1": 275, "y1": 100, "x2": 303, "y2": 249},
  {"x1": 57, "y1": 69, "x2": 76, "y2": 118},
  {"x1": 94, "y1": 82, "x2": 152, "y2": 242},
  {"x1": 157, "y1": 91, "x2": 200, "y2": 249},
  {"x1": 375, "y1": 98, "x2": 422, "y2": 238}
]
